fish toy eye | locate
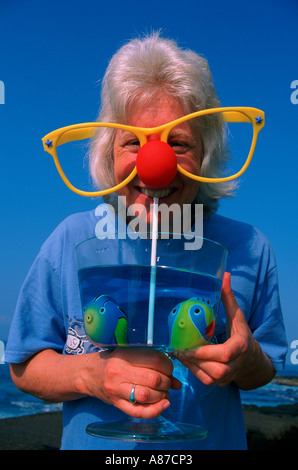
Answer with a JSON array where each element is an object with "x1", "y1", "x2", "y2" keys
[
  {"x1": 85, "y1": 312, "x2": 93, "y2": 324},
  {"x1": 170, "y1": 303, "x2": 181, "y2": 317},
  {"x1": 99, "y1": 307, "x2": 106, "y2": 314},
  {"x1": 189, "y1": 304, "x2": 204, "y2": 316}
]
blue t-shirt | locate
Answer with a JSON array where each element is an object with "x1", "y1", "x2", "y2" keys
[{"x1": 5, "y1": 207, "x2": 288, "y2": 450}]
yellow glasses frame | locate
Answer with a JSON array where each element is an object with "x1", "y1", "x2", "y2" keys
[{"x1": 42, "y1": 106, "x2": 265, "y2": 197}]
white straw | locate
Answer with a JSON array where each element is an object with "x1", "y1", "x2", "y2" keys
[{"x1": 147, "y1": 197, "x2": 158, "y2": 345}]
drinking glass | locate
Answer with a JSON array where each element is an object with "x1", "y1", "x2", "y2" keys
[{"x1": 75, "y1": 232, "x2": 227, "y2": 442}]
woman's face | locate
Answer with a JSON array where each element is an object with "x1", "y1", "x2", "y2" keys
[{"x1": 113, "y1": 93, "x2": 202, "y2": 225}]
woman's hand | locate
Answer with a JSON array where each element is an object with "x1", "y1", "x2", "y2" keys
[
  {"x1": 81, "y1": 348, "x2": 182, "y2": 418},
  {"x1": 10, "y1": 348, "x2": 181, "y2": 420},
  {"x1": 175, "y1": 272, "x2": 276, "y2": 390}
]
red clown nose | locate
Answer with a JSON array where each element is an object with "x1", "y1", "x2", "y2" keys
[{"x1": 136, "y1": 140, "x2": 177, "y2": 188}]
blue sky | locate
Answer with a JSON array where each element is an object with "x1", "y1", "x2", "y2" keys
[{"x1": 0, "y1": 0, "x2": 297, "y2": 365}]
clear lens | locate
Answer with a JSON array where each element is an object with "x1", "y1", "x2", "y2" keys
[
  {"x1": 171, "y1": 111, "x2": 253, "y2": 179},
  {"x1": 56, "y1": 128, "x2": 94, "y2": 192},
  {"x1": 56, "y1": 125, "x2": 141, "y2": 192},
  {"x1": 224, "y1": 114, "x2": 253, "y2": 178}
]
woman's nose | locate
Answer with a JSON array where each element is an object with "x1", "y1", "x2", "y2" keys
[{"x1": 136, "y1": 139, "x2": 177, "y2": 188}]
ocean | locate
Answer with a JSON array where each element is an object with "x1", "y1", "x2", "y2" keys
[
  {"x1": 0, "y1": 362, "x2": 297, "y2": 420},
  {"x1": 240, "y1": 364, "x2": 298, "y2": 407},
  {"x1": 0, "y1": 363, "x2": 62, "y2": 419}
]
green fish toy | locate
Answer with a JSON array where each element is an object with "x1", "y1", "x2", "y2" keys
[
  {"x1": 168, "y1": 297, "x2": 216, "y2": 350},
  {"x1": 83, "y1": 294, "x2": 128, "y2": 348}
]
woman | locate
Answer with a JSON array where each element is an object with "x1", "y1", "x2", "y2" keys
[{"x1": 5, "y1": 33, "x2": 287, "y2": 450}]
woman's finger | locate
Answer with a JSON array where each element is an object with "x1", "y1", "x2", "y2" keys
[
  {"x1": 123, "y1": 383, "x2": 170, "y2": 404},
  {"x1": 116, "y1": 397, "x2": 171, "y2": 419}
]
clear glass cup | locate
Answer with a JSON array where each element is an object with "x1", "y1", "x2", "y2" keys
[{"x1": 75, "y1": 232, "x2": 227, "y2": 442}]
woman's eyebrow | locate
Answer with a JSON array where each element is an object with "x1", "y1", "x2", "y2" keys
[
  {"x1": 116, "y1": 130, "x2": 139, "y2": 141},
  {"x1": 168, "y1": 128, "x2": 189, "y2": 137},
  {"x1": 168, "y1": 127, "x2": 196, "y2": 141}
]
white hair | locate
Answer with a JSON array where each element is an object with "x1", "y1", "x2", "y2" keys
[{"x1": 89, "y1": 32, "x2": 236, "y2": 215}]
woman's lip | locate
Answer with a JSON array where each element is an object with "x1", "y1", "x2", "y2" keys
[{"x1": 135, "y1": 186, "x2": 177, "y2": 199}]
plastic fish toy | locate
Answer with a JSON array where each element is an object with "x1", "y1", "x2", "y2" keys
[
  {"x1": 83, "y1": 294, "x2": 128, "y2": 347},
  {"x1": 168, "y1": 297, "x2": 216, "y2": 350}
]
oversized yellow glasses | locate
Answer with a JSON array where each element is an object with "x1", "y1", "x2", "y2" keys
[{"x1": 42, "y1": 106, "x2": 265, "y2": 197}]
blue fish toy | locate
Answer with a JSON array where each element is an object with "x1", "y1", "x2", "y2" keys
[
  {"x1": 83, "y1": 294, "x2": 128, "y2": 347},
  {"x1": 168, "y1": 296, "x2": 216, "y2": 350}
]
